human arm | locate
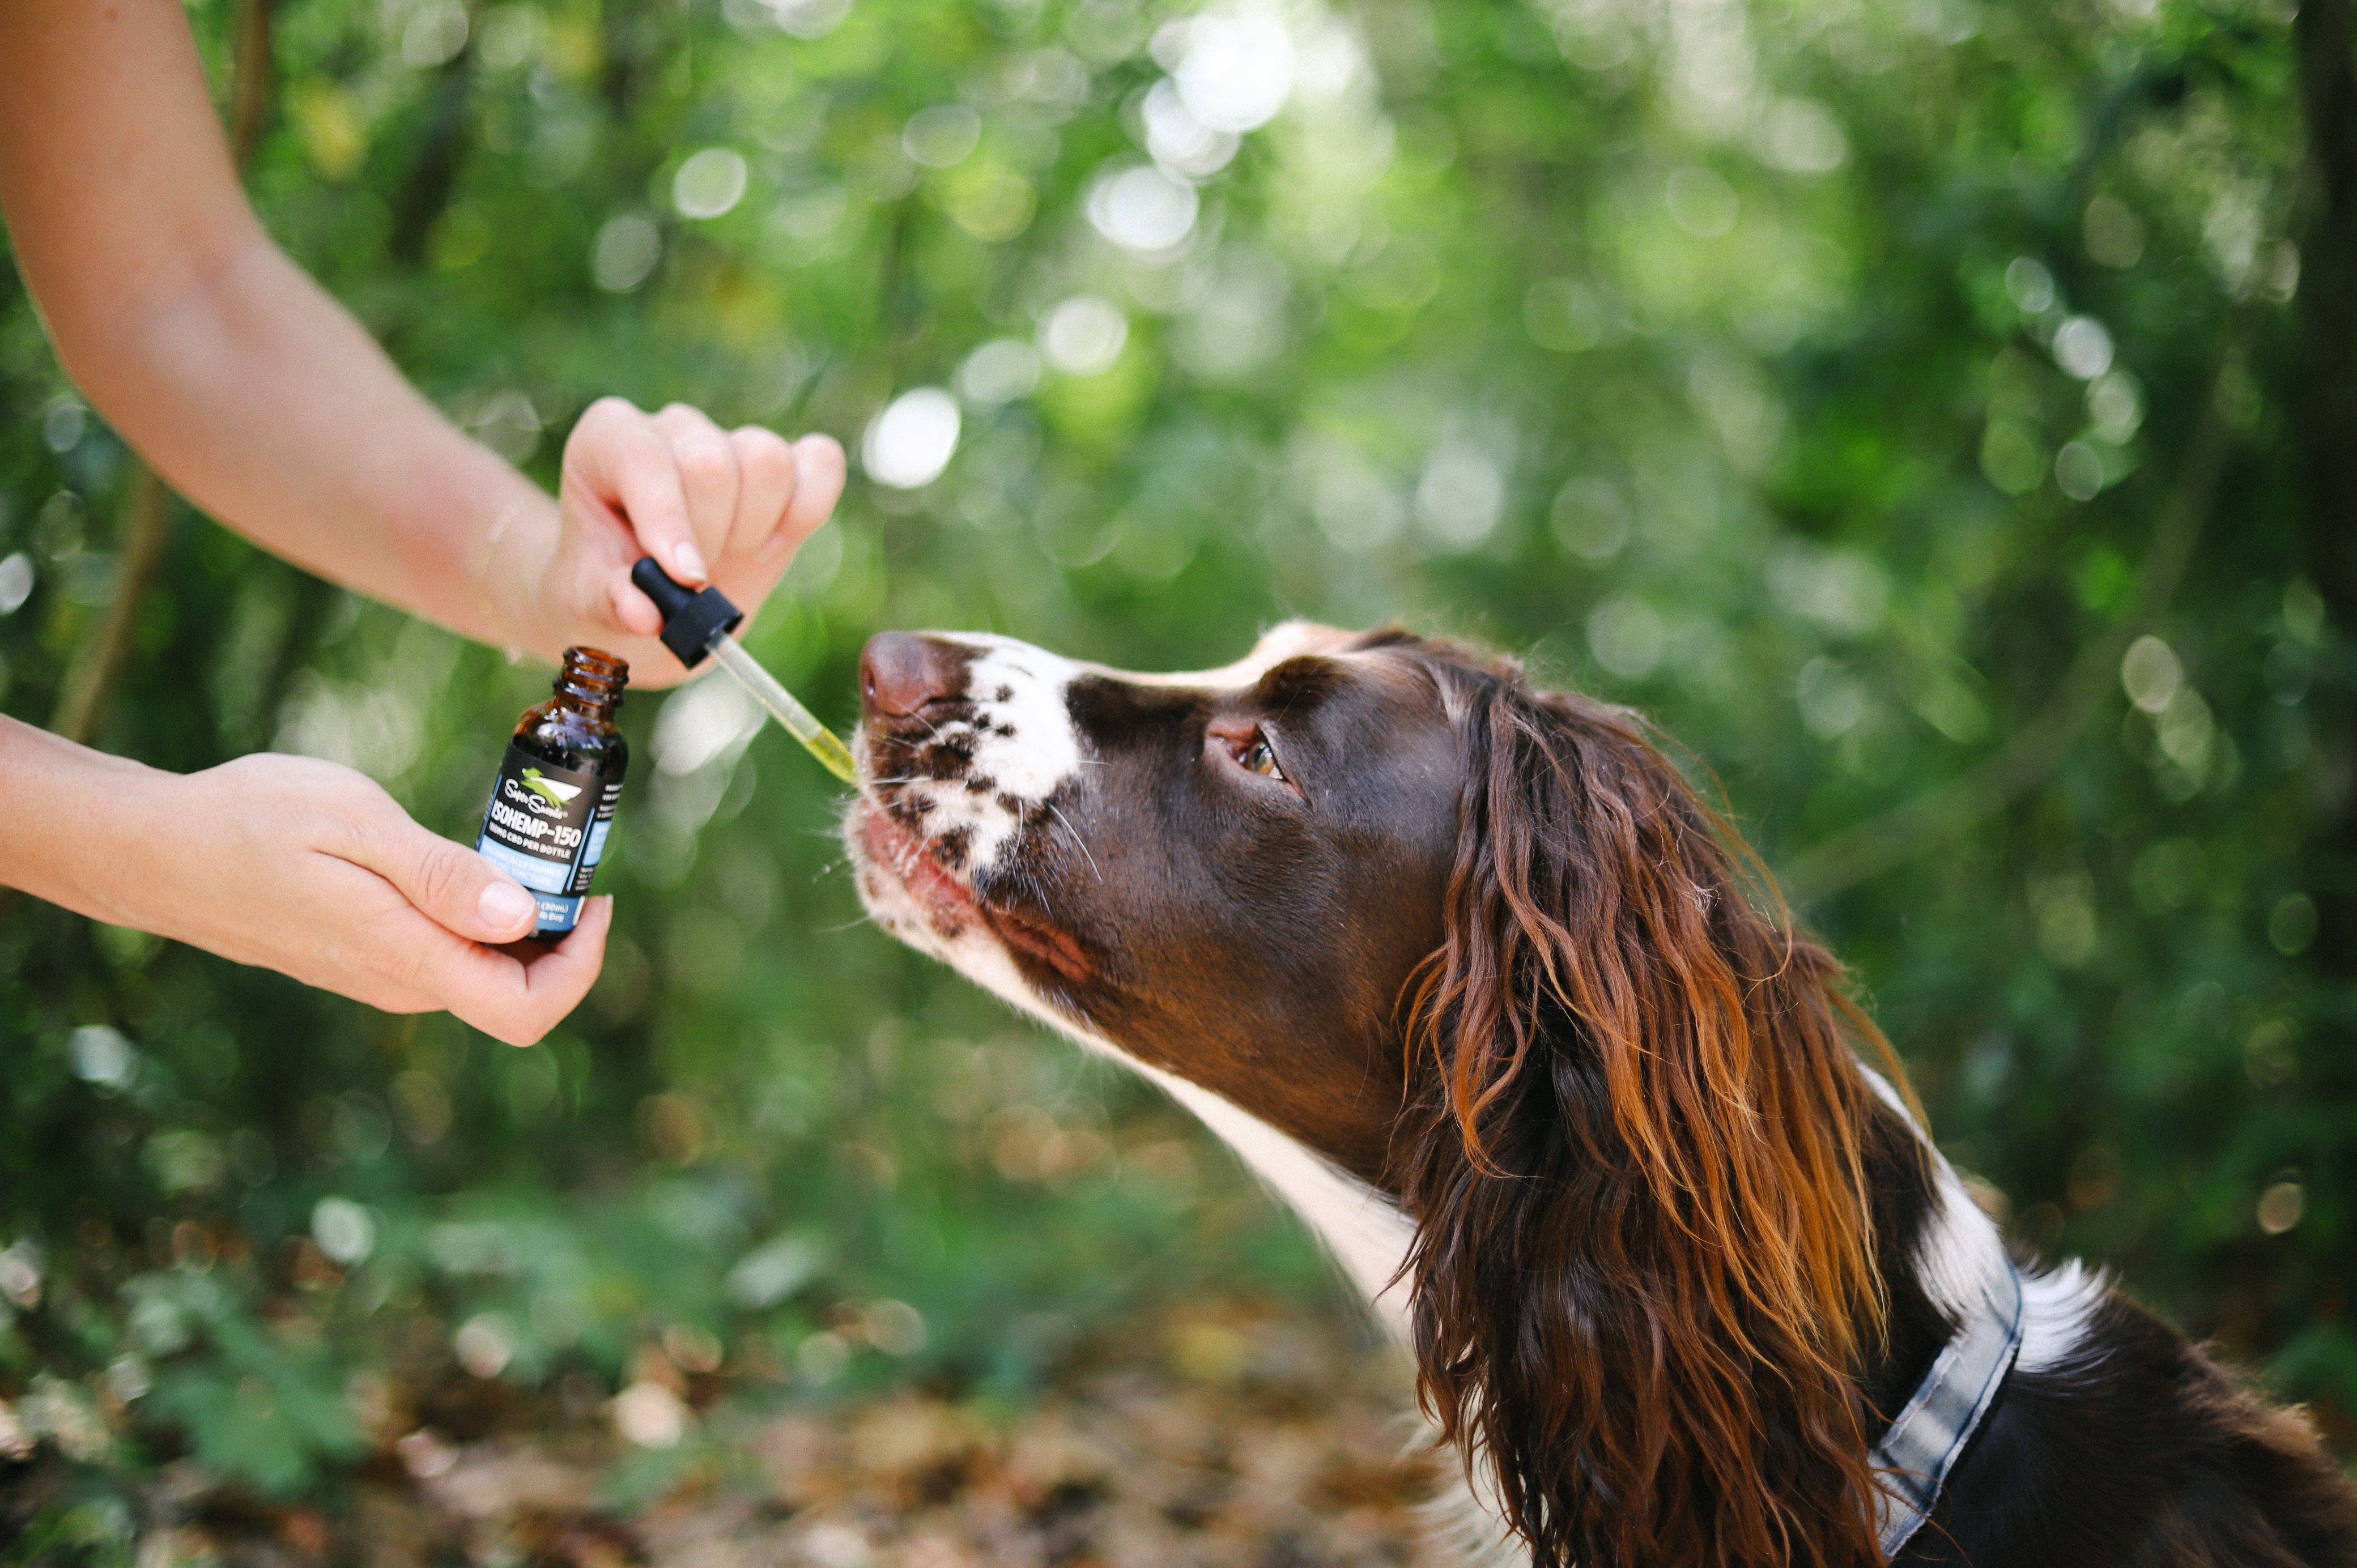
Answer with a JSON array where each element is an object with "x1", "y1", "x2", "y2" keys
[
  {"x1": 0, "y1": 0, "x2": 844, "y2": 683},
  {"x1": 0, "y1": 717, "x2": 604, "y2": 1046}
]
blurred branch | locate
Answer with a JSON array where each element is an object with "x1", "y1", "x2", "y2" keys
[
  {"x1": 389, "y1": 47, "x2": 477, "y2": 267},
  {"x1": 48, "y1": 468, "x2": 173, "y2": 746},
  {"x1": 1782, "y1": 337, "x2": 2243, "y2": 904},
  {"x1": 2295, "y1": 0, "x2": 2357, "y2": 587},
  {"x1": 249, "y1": 573, "x2": 341, "y2": 753},
  {"x1": 229, "y1": 0, "x2": 275, "y2": 168},
  {"x1": 46, "y1": 0, "x2": 276, "y2": 750}
]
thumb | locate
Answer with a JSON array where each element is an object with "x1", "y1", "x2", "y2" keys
[{"x1": 375, "y1": 827, "x2": 544, "y2": 944}]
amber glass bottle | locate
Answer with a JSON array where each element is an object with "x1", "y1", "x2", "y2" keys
[{"x1": 475, "y1": 647, "x2": 629, "y2": 937}]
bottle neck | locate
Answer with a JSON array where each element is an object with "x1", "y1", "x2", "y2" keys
[{"x1": 552, "y1": 647, "x2": 628, "y2": 720}]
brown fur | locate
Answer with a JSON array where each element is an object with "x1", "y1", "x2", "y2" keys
[{"x1": 1390, "y1": 645, "x2": 1916, "y2": 1568}]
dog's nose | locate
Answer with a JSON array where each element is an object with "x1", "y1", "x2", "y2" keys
[{"x1": 860, "y1": 633, "x2": 964, "y2": 717}]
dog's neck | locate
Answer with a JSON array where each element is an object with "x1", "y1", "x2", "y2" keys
[
  {"x1": 1119, "y1": 1020, "x2": 2002, "y2": 1413},
  {"x1": 915, "y1": 850, "x2": 2048, "y2": 1556},
  {"x1": 966, "y1": 918, "x2": 2111, "y2": 1560},
  {"x1": 1152, "y1": 1041, "x2": 2027, "y2": 1458}
]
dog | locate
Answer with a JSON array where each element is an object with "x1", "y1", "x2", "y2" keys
[{"x1": 844, "y1": 620, "x2": 2357, "y2": 1567}]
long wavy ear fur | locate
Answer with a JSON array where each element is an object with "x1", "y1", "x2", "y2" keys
[{"x1": 1394, "y1": 654, "x2": 1895, "y2": 1568}]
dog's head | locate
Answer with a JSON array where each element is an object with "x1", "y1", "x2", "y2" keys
[
  {"x1": 846, "y1": 623, "x2": 1903, "y2": 1568},
  {"x1": 846, "y1": 622, "x2": 1461, "y2": 1182}
]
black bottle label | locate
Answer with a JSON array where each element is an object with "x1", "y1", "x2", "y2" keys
[{"x1": 475, "y1": 744, "x2": 624, "y2": 935}]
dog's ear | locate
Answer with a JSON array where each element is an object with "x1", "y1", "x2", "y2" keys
[{"x1": 1394, "y1": 675, "x2": 1893, "y2": 1568}]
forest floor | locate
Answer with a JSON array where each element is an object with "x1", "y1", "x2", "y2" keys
[{"x1": 31, "y1": 1298, "x2": 1458, "y2": 1568}]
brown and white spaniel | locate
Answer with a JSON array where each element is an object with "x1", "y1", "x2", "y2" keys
[{"x1": 845, "y1": 621, "x2": 2357, "y2": 1568}]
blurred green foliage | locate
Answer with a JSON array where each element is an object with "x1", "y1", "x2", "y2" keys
[{"x1": 3, "y1": 0, "x2": 2355, "y2": 1546}]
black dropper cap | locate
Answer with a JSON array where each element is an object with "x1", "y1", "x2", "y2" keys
[{"x1": 630, "y1": 556, "x2": 744, "y2": 669}]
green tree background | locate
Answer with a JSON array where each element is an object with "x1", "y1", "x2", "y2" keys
[{"x1": 3, "y1": 0, "x2": 2354, "y2": 1545}]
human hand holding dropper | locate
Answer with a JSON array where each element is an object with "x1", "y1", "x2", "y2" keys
[{"x1": 0, "y1": 0, "x2": 848, "y2": 1045}]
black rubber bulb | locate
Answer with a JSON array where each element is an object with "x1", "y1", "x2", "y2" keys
[{"x1": 630, "y1": 556, "x2": 744, "y2": 669}]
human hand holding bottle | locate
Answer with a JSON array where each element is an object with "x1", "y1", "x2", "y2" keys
[{"x1": 0, "y1": 722, "x2": 603, "y2": 1047}]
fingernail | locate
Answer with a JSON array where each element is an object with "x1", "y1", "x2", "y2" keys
[
  {"x1": 673, "y1": 540, "x2": 709, "y2": 582},
  {"x1": 480, "y1": 881, "x2": 537, "y2": 931}
]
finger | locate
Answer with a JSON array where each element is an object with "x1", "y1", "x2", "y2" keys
[
  {"x1": 281, "y1": 877, "x2": 453, "y2": 1016},
  {"x1": 712, "y1": 433, "x2": 846, "y2": 619},
  {"x1": 520, "y1": 894, "x2": 613, "y2": 1025},
  {"x1": 565, "y1": 396, "x2": 705, "y2": 590},
  {"x1": 354, "y1": 817, "x2": 543, "y2": 945},
  {"x1": 452, "y1": 895, "x2": 612, "y2": 1046},
  {"x1": 776, "y1": 434, "x2": 848, "y2": 549},
  {"x1": 296, "y1": 860, "x2": 527, "y2": 1017},
  {"x1": 725, "y1": 425, "x2": 800, "y2": 562},
  {"x1": 611, "y1": 575, "x2": 664, "y2": 638},
  {"x1": 652, "y1": 403, "x2": 741, "y2": 582},
  {"x1": 343, "y1": 896, "x2": 585, "y2": 1047}
]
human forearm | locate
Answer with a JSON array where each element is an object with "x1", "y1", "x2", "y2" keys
[
  {"x1": 61, "y1": 235, "x2": 563, "y2": 657},
  {"x1": 46, "y1": 235, "x2": 848, "y2": 679},
  {"x1": 0, "y1": 715, "x2": 607, "y2": 1045},
  {"x1": 0, "y1": 715, "x2": 174, "y2": 926},
  {"x1": 0, "y1": 0, "x2": 556, "y2": 658}
]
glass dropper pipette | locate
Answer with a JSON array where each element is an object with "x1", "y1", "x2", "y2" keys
[{"x1": 628, "y1": 556, "x2": 858, "y2": 784}]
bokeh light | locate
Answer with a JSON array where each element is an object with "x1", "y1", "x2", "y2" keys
[
  {"x1": 592, "y1": 214, "x2": 661, "y2": 292},
  {"x1": 1172, "y1": 11, "x2": 1294, "y2": 134},
  {"x1": 1038, "y1": 296, "x2": 1129, "y2": 376},
  {"x1": 861, "y1": 388, "x2": 961, "y2": 489},
  {"x1": 674, "y1": 148, "x2": 750, "y2": 220},
  {"x1": 1084, "y1": 163, "x2": 1199, "y2": 254}
]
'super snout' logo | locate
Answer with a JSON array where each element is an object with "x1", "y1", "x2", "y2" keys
[{"x1": 507, "y1": 767, "x2": 582, "y2": 816}]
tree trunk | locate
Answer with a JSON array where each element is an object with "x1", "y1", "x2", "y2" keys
[{"x1": 2294, "y1": 0, "x2": 2357, "y2": 979}]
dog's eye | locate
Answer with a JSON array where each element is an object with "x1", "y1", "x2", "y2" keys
[
  {"x1": 1206, "y1": 720, "x2": 1298, "y2": 794},
  {"x1": 1241, "y1": 738, "x2": 1286, "y2": 781}
]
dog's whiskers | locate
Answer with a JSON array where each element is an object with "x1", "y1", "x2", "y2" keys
[{"x1": 1045, "y1": 802, "x2": 1103, "y2": 884}]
